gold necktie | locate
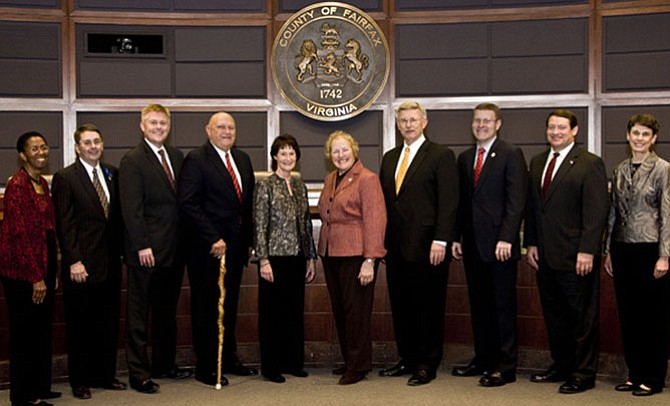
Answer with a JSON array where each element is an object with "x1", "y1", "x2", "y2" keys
[
  {"x1": 395, "y1": 146, "x2": 410, "y2": 195},
  {"x1": 92, "y1": 168, "x2": 109, "y2": 218}
]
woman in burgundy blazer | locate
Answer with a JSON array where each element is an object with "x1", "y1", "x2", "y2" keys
[
  {"x1": 317, "y1": 130, "x2": 387, "y2": 385},
  {"x1": 0, "y1": 131, "x2": 59, "y2": 406}
]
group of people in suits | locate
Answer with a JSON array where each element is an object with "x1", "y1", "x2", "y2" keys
[{"x1": 1, "y1": 100, "x2": 667, "y2": 405}]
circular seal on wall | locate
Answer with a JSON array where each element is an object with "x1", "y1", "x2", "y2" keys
[{"x1": 272, "y1": 2, "x2": 390, "y2": 121}]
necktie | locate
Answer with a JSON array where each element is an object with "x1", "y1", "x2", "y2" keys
[
  {"x1": 92, "y1": 168, "x2": 109, "y2": 218},
  {"x1": 225, "y1": 152, "x2": 243, "y2": 203},
  {"x1": 158, "y1": 149, "x2": 176, "y2": 191},
  {"x1": 473, "y1": 147, "x2": 485, "y2": 186},
  {"x1": 395, "y1": 146, "x2": 410, "y2": 195},
  {"x1": 542, "y1": 152, "x2": 560, "y2": 198}
]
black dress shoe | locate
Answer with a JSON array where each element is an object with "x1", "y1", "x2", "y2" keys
[
  {"x1": 632, "y1": 384, "x2": 661, "y2": 397},
  {"x1": 339, "y1": 370, "x2": 366, "y2": 385},
  {"x1": 452, "y1": 363, "x2": 487, "y2": 377},
  {"x1": 72, "y1": 386, "x2": 92, "y2": 399},
  {"x1": 262, "y1": 373, "x2": 286, "y2": 383},
  {"x1": 195, "y1": 372, "x2": 229, "y2": 387},
  {"x1": 287, "y1": 370, "x2": 309, "y2": 377},
  {"x1": 559, "y1": 377, "x2": 595, "y2": 394},
  {"x1": 39, "y1": 391, "x2": 61, "y2": 399},
  {"x1": 407, "y1": 369, "x2": 435, "y2": 386},
  {"x1": 614, "y1": 381, "x2": 636, "y2": 391},
  {"x1": 479, "y1": 371, "x2": 516, "y2": 387},
  {"x1": 130, "y1": 379, "x2": 160, "y2": 394},
  {"x1": 332, "y1": 366, "x2": 347, "y2": 375},
  {"x1": 222, "y1": 361, "x2": 259, "y2": 376},
  {"x1": 379, "y1": 361, "x2": 411, "y2": 377},
  {"x1": 153, "y1": 366, "x2": 193, "y2": 379},
  {"x1": 530, "y1": 367, "x2": 568, "y2": 383}
]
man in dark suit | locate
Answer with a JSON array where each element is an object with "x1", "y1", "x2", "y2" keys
[
  {"x1": 525, "y1": 109, "x2": 608, "y2": 394},
  {"x1": 378, "y1": 101, "x2": 459, "y2": 386},
  {"x1": 119, "y1": 104, "x2": 191, "y2": 394},
  {"x1": 52, "y1": 124, "x2": 127, "y2": 400},
  {"x1": 451, "y1": 103, "x2": 527, "y2": 387},
  {"x1": 178, "y1": 112, "x2": 257, "y2": 387}
]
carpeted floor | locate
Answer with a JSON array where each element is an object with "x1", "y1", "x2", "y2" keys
[{"x1": 2, "y1": 368, "x2": 667, "y2": 405}]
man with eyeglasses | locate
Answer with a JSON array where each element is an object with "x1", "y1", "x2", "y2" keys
[
  {"x1": 451, "y1": 103, "x2": 527, "y2": 387},
  {"x1": 378, "y1": 101, "x2": 459, "y2": 386},
  {"x1": 524, "y1": 109, "x2": 608, "y2": 394},
  {"x1": 52, "y1": 124, "x2": 127, "y2": 399}
]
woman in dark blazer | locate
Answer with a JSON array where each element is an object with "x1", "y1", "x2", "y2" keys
[
  {"x1": 0, "y1": 131, "x2": 59, "y2": 406},
  {"x1": 604, "y1": 114, "x2": 670, "y2": 397},
  {"x1": 253, "y1": 134, "x2": 316, "y2": 383},
  {"x1": 317, "y1": 130, "x2": 387, "y2": 385}
]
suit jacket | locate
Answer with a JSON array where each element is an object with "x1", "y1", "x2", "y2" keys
[
  {"x1": 524, "y1": 145, "x2": 609, "y2": 271},
  {"x1": 52, "y1": 159, "x2": 122, "y2": 284},
  {"x1": 454, "y1": 138, "x2": 528, "y2": 262},
  {"x1": 178, "y1": 142, "x2": 254, "y2": 258},
  {"x1": 379, "y1": 139, "x2": 459, "y2": 262},
  {"x1": 317, "y1": 160, "x2": 387, "y2": 258},
  {"x1": 119, "y1": 140, "x2": 184, "y2": 268}
]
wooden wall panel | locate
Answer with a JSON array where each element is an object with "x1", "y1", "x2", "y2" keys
[
  {"x1": 395, "y1": 0, "x2": 585, "y2": 11},
  {"x1": 0, "y1": 21, "x2": 61, "y2": 97},
  {"x1": 79, "y1": 62, "x2": 172, "y2": 97},
  {"x1": 279, "y1": 0, "x2": 383, "y2": 13},
  {"x1": 603, "y1": 13, "x2": 670, "y2": 92},
  {"x1": 0, "y1": 0, "x2": 59, "y2": 7}
]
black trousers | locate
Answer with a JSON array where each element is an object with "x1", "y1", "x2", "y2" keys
[
  {"x1": 385, "y1": 252, "x2": 449, "y2": 372},
  {"x1": 322, "y1": 256, "x2": 377, "y2": 372},
  {"x1": 258, "y1": 255, "x2": 306, "y2": 375},
  {"x1": 611, "y1": 242, "x2": 670, "y2": 390},
  {"x1": 1, "y1": 233, "x2": 57, "y2": 404},
  {"x1": 125, "y1": 264, "x2": 184, "y2": 383},
  {"x1": 63, "y1": 268, "x2": 121, "y2": 388},
  {"x1": 536, "y1": 257, "x2": 600, "y2": 380},
  {"x1": 462, "y1": 246, "x2": 518, "y2": 375},
  {"x1": 188, "y1": 248, "x2": 244, "y2": 376}
]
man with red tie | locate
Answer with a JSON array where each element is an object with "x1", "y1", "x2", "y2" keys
[
  {"x1": 524, "y1": 109, "x2": 608, "y2": 394},
  {"x1": 178, "y1": 112, "x2": 258, "y2": 386},
  {"x1": 119, "y1": 104, "x2": 191, "y2": 394},
  {"x1": 451, "y1": 103, "x2": 527, "y2": 387}
]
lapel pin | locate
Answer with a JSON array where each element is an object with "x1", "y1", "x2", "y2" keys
[
  {"x1": 570, "y1": 160, "x2": 574, "y2": 165},
  {"x1": 490, "y1": 152, "x2": 496, "y2": 158}
]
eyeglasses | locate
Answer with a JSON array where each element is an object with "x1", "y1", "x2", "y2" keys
[
  {"x1": 27, "y1": 145, "x2": 50, "y2": 153},
  {"x1": 398, "y1": 117, "x2": 421, "y2": 125},
  {"x1": 79, "y1": 138, "x2": 103, "y2": 146}
]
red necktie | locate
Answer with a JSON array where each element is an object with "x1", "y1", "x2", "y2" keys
[
  {"x1": 473, "y1": 147, "x2": 485, "y2": 186},
  {"x1": 225, "y1": 152, "x2": 243, "y2": 203},
  {"x1": 158, "y1": 149, "x2": 176, "y2": 191},
  {"x1": 542, "y1": 152, "x2": 560, "y2": 198}
]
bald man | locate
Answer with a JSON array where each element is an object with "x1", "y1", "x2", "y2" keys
[{"x1": 178, "y1": 112, "x2": 257, "y2": 386}]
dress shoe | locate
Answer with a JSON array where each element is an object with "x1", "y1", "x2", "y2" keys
[
  {"x1": 195, "y1": 372, "x2": 229, "y2": 387},
  {"x1": 530, "y1": 367, "x2": 568, "y2": 383},
  {"x1": 614, "y1": 381, "x2": 636, "y2": 392},
  {"x1": 153, "y1": 366, "x2": 193, "y2": 379},
  {"x1": 332, "y1": 366, "x2": 347, "y2": 375},
  {"x1": 379, "y1": 361, "x2": 411, "y2": 377},
  {"x1": 287, "y1": 370, "x2": 309, "y2": 377},
  {"x1": 452, "y1": 363, "x2": 487, "y2": 377},
  {"x1": 72, "y1": 386, "x2": 92, "y2": 399},
  {"x1": 38, "y1": 391, "x2": 61, "y2": 400},
  {"x1": 262, "y1": 373, "x2": 286, "y2": 383},
  {"x1": 101, "y1": 379, "x2": 127, "y2": 390},
  {"x1": 407, "y1": 369, "x2": 435, "y2": 386},
  {"x1": 339, "y1": 370, "x2": 366, "y2": 385},
  {"x1": 130, "y1": 379, "x2": 160, "y2": 394},
  {"x1": 479, "y1": 371, "x2": 516, "y2": 387},
  {"x1": 632, "y1": 384, "x2": 661, "y2": 397},
  {"x1": 12, "y1": 401, "x2": 53, "y2": 406},
  {"x1": 222, "y1": 361, "x2": 259, "y2": 376},
  {"x1": 559, "y1": 377, "x2": 595, "y2": 394}
]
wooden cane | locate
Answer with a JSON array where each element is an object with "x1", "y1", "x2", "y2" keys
[{"x1": 215, "y1": 253, "x2": 227, "y2": 390}]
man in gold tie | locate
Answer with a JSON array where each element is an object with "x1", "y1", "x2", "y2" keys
[{"x1": 378, "y1": 101, "x2": 459, "y2": 386}]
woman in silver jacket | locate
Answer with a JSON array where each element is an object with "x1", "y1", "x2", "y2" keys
[
  {"x1": 604, "y1": 114, "x2": 670, "y2": 397},
  {"x1": 253, "y1": 134, "x2": 316, "y2": 384}
]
